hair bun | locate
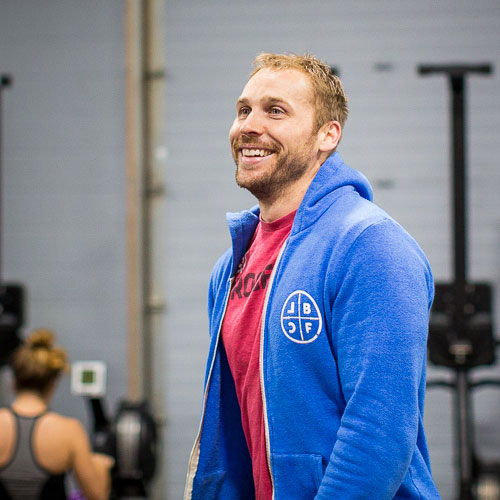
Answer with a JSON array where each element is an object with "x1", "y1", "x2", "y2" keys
[{"x1": 27, "y1": 329, "x2": 55, "y2": 350}]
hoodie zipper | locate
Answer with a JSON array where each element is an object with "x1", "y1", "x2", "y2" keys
[
  {"x1": 183, "y1": 276, "x2": 234, "y2": 500},
  {"x1": 260, "y1": 240, "x2": 288, "y2": 500},
  {"x1": 186, "y1": 234, "x2": 287, "y2": 499}
]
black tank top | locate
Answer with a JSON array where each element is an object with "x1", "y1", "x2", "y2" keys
[{"x1": 0, "y1": 408, "x2": 67, "y2": 500}]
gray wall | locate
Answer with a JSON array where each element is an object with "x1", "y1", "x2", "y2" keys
[
  {"x1": 0, "y1": 0, "x2": 127, "y2": 425},
  {"x1": 163, "y1": 1, "x2": 500, "y2": 499}
]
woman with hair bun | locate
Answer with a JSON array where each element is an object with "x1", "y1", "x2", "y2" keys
[{"x1": 0, "y1": 329, "x2": 113, "y2": 500}]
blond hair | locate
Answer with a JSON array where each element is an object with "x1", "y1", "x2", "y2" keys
[
  {"x1": 11, "y1": 329, "x2": 68, "y2": 393},
  {"x1": 250, "y1": 52, "x2": 349, "y2": 132}
]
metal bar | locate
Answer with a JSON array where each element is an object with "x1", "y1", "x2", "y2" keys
[
  {"x1": 450, "y1": 74, "x2": 467, "y2": 336},
  {"x1": 89, "y1": 397, "x2": 111, "y2": 431},
  {"x1": 418, "y1": 64, "x2": 492, "y2": 76},
  {"x1": 455, "y1": 369, "x2": 475, "y2": 500},
  {"x1": 141, "y1": 0, "x2": 167, "y2": 403},
  {"x1": 124, "y1": 0, "x2": 166, "y2": 417},
  {"x1": 470, "y1": 380, "x2": 500, "y2": 390},
  {"x1": 141, "y1": 0, "x2": 153, "y2": 404},
  {"x1": 125, "y1": 0, "x2": 145, "y2": 401},
  {"x1": 426, "y1": 380, "x2": 455, "y2": 389}
]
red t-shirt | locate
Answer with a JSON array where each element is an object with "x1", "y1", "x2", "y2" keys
[{"x1": 221, "y1": 210, "x2": 296, "y2": 500}]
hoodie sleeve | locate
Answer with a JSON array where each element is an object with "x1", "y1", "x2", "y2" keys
[{"x1": 315, "y1": 219, "x2": 433, "y2": 499}]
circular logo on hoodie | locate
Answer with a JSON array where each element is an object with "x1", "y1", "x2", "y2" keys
[{"x1": 280, "y1": 290, "x2": 322, "y2": 344}]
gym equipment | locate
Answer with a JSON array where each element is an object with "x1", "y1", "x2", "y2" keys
[
  {"x1": 71, "y1": 362, "x2": 158, "y2": 499},
  {"x1": 87, "y1": 397, "x2": 158, "y2": 500},
  {"x1": 89, "y1": 398, "x2": 158, "y2": 500},
  {"x1": 0, "y1": 74, "x2": 25, "y2": 366},
  {"x1": 418, "y1": 63, "x2": 498, "y2": 500}
]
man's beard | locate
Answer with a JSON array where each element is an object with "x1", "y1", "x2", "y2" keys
[{"x1": 233, "y1": 138, "x2": 316, "y2": 204}]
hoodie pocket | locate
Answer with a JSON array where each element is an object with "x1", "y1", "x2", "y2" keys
[{"x1": 272, "y1": 453, "x2": 324, "y2": 500}]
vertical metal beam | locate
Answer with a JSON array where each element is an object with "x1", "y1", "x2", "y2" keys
[
  {"x1": 125, "y1": 4, "x2": 166, "y2": 496},
  {"x1": 125, "y1": 0, "x2": 145, "y2": 401},
  {"x1": 455, "y1": 369, "x2": 474, "y2": 500},
  {"x1": 450, "y1": 74, "x2": 467, "y2": 341},
  {"x1": 141, "y1": 0, "x2": 166, "y2": 404},
  {"x1": 450, "y1": 75, "x2": 466, "y2": 288},
  {"x1": 124, "y1": 0, "x2": 166, "y2": 407},
  {"x1": 126, "y1": 2, "x2": 167, "y2": 497}
]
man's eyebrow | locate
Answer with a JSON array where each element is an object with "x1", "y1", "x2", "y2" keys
[
  {"x1": 236, "y1": 96, "x2": 290, "y2": 107},
  {"x1": 265, "y1": 96, "x2": 288, "y2": 105},
  {"x1": 236, "y1": 97, "x2": 249, "y2": 107}
]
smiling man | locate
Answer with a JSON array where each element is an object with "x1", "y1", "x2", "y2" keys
[
  {"x1": 230, "y1": 61, "x2": 342, "y2": 222},
  {"x1": 184, "y1": 53, "x2": 441, "y2": 500}
]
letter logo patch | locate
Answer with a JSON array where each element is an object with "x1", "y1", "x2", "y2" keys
[{"x1": 280, "y1": 290, "x2": 322, "y2": 344}]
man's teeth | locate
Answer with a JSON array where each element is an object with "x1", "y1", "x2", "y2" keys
[{"x1": 242, "y1": 148, "x2": 271, "y2": 157}]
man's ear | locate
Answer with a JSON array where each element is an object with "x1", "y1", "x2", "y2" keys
[{"x1": 318, "y1": 120, "x2": 342, "y2": 153}]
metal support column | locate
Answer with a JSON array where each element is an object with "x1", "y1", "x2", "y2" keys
[
  {"x1": 141, "y1": 0, "x2": 167, "y2": 405},
  {"x1": 125, "y1": 2, "x2": 166, "y2": 498},
  {"x1": 124, "y1": 0, "x2": 166, "y2": 405}
]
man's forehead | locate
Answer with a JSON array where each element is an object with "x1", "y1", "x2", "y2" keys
[{"x1": 238, "y1": 68, "x2": 314, "y2": 104}]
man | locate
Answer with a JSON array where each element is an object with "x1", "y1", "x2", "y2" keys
[{"x1": 184, "y1": 52, "x2": 441, "y2": 500}]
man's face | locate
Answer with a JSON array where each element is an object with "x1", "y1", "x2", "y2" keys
[{"x1": 229, "y1": 68, "x2": 321, "y2": 203}]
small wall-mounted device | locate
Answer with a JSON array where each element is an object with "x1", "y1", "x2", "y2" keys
[{"x1": 71, "y1": 361, "x2": 107, "y2": 397}]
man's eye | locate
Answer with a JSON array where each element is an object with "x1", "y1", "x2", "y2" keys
[
  {"x1": 238, "y1": 107, "x2": 250, "y2": 117},
  {"x1": 270, "y1": 107, "x2": 284, "y2": 115}
]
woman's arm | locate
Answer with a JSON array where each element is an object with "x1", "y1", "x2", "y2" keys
[{"x1": 68, "y1": 418, "x2": 114, "y2": 500}]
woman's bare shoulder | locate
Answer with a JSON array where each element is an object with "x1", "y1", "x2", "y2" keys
[
  {"x1": 43, "y1": 411, "x2": 76, "y2": 422},
  {"x1": 0, "y1": 407, "x2": 12, "y2": 417},
  {"x1": 38, "y1": 412, "x2": 87, "y2": 438},
  {"x1": 0, "y1": 408, "x2": 14, "y2": 430}
]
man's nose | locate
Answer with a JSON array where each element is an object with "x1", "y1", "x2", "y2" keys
[{"x1": 240, "y1": 111, "x2": 264, "y2": 135}]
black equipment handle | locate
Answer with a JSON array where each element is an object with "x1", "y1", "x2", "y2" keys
[
  {"x1": 418, "y1": 64, "x2": 492, "y2": 77},
  {"x1": 86, "y1": 397, "x2": 112, "y2": 455},
  {"x1": 89, "y1": 397, "x2": 110, "y2": 432}
]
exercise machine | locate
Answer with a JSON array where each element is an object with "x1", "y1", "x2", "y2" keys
[
  {"x1": 71, "y1": 362, "x2": 158, "y2": 500},
  {"x1": 71, "y1": 361, "x2": 158, "y2": 500},
  {"x1": 418, "y1": 63, "x2": 498, "y2": 500}
]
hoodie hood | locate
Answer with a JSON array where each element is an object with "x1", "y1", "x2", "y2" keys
[
  {"x1": 226, "y1": 152, "x2": 373, "y2": 273},
  {"x1": 292, "y1": 152, "x2": 373, "y2": 233}
]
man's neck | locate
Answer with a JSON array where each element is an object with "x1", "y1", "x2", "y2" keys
[
  {"x1": 258, "y1": 164, "x2": 319, "y2": 222},
  {"x1": 259, "y1": 189, "x2": 304, "y2": 222}
]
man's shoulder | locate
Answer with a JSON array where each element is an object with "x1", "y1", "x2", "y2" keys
[
  {"x1": 316, "y1": 190, "x2": 393, "y2": 239},
  {"x1": 317, "y1": 195, "x2": 429, "y2": 268}
]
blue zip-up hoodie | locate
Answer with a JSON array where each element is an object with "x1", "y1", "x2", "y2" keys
[{"x1": 185, "y1": 152, "x2": 441, "y2": 500}]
